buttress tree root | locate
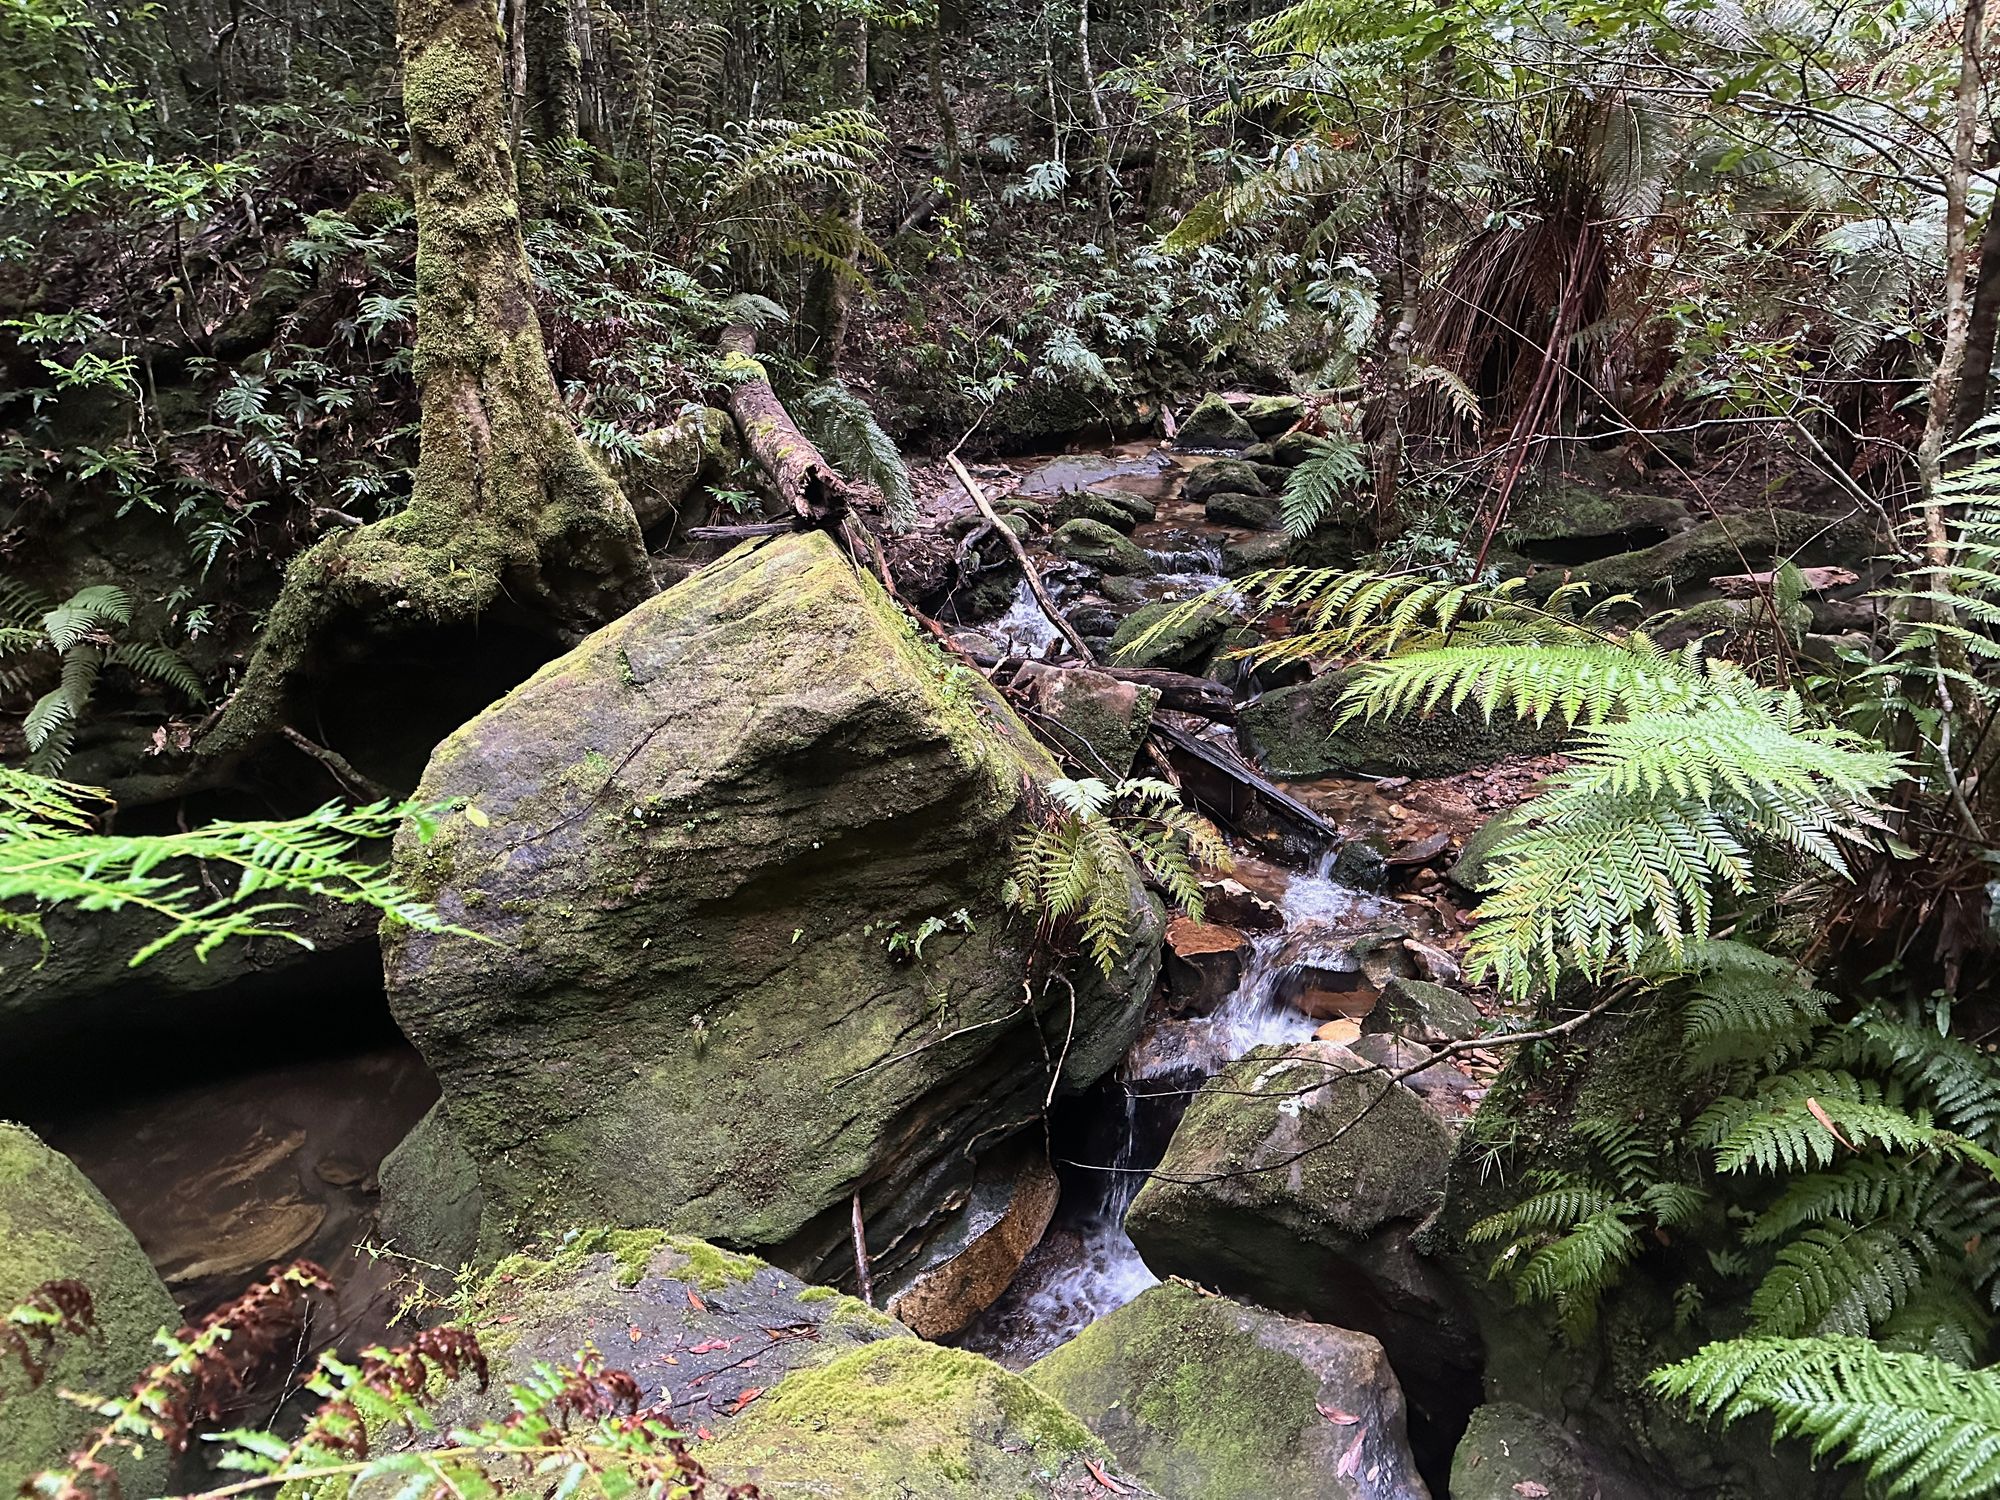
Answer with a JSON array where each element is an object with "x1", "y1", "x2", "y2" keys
[{"x1": 202, "y1": 0, "x2": 651, "y2": 760}]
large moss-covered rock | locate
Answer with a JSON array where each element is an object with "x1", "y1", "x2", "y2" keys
[
  {"x1": 612, "y1": 405, "x2": 738, "y2": 541},
  {"x1": 704, "y1": 1338, "x2": 1160, "y2": 1498},
  {"x1": 1526, "y1": 508, "x2": 1862, "y2": 600},
  {"x1": 1241, "y1": 668, "x2": 1564, "y2": 778},
  {"x1": 1176, "y1": 395, "x2": 1259, "y2": 451},
  {"x1": 1055, "y1": 517, "x2": 1155, "y2": 574},
  {"x1": 1028, "y1": 1282, "x2": 1430, "y2": 1500},
  {"x1": 1125, "y1": 1043, "x2": 1478, "y2": 1452},
  {"x1": 380, "y1": 532, "x2": 1163, "y2": 1280},
  {"x1": 1504, "y1": 483, "x2": 1689, "y2": 562},
  {"x1": 1205, "y1": 491, "x2": 1282, "y2": 530},
  {"x1": 1, "y1": 1124, "x2": 177, "y2": 1494},
  {"x1": 1184, "y1": 459, "x2": 1289, "y2": 504},
  {"x1": 1108, "y1": 599, "x2": 1235, "y2": 673},
  {"x1": 1014, "y1": 663, "x2": 1159, "y2": 779}
]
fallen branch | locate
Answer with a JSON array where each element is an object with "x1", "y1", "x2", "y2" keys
[
  {"x1": 718, "y1": 323, "x2": 865, "y2": 527},
  {"x1": 850, "y1": 1191, "x2": 875, "y2": 1307},
  {"x1": 280, "y1": 726, "x2": 397, "y2": 802},
  {"x1": 962, "y1": 650, "x2": 1234, "y2": 722},
  {"x1": 1149, "y1": 718, "x2": 1341, "y2": 845},
  {"x1": 945, "y1": 453, "x2": 1097, "y2": 664}
]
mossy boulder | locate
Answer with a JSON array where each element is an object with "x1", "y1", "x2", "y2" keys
[
  {"x1": 419, "y1": 1228, "x2": 907, "y2": 1437},
  {"x1": 0, "y1": 1124, "x2": 177, "y2": 1494},
  {"x1": 1205, "y1": 491, "x2": 1282, "y2": 530},
  {"x1": 1027, "y1": 1282, "x2": 1429, "y2": 1500},
  {"x1": 1107, "y1": 599, "x2": 1235, "y2": 673},
  {"x1": 1525, "y1": 507, "x2": 1863, "y2": 601},
  {"x1": 703, "y1": 1338, "x2": 1160, "y2": 1498},
  {"x1": 1239, "y1": 394, "x2": 1306, "y2": 436},
  {"x1": 380, "y1": 532, "x2": 1163, "y2": 1281},
  {"x1": 1268, "y1": 430, "x2": 1327, "y2": 467},
  {"x1": 1014, "y1": 663, "x2": 1160, "y2": 779},
  {"x1": 1052, "y1": 491, "x2": 1146, "y2": 533},
  {"x1": 1054, "y1": 518, "x2": 1155, "y2": 574},
  {"x1": 1360, "y1": 978, "x2": 1484, "y2": 1046},
  {"x1": 1450, "y1": 1403, "x2": 1634, "y2": 1500},
  {"x1": 1448, "y1": 812, "x2": 1523, "y2": 893},
  {"x1": 612, "y1": 405, "x2": 738, "y2": 543},
  {"x1": 1240, "y1": 668, "x2": 1564, "y2": 779},
  {"x1": 1504, "y1": 482, "x2": 1689, "y2": 561},
  {"x1": 1184, "y1": 459, "x2": 1287, "y2": 504},
  {"x1": 1223, "y1": 533, "x2": 1291, "y2": 576},
  {"x1": 1176, "y1": 395, "x2": 1259, "y2": 451},
  {"x1": 1124, "y1": 1042, "x2": 1479, "y2": 1454}
]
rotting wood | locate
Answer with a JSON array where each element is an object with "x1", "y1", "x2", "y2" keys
[
  {"x1": 961, "y1": 650, "x2": 1233, "y2": 722},
  {"x1": 945, "y1": 452, "x2": 1098, "y2": 664},
  {"x1": 1150, "y1": 718, "x2": 1341, "y2": 846},
  {"x1": 718, "y1": 322, "x2": 868, "y2": 526}
]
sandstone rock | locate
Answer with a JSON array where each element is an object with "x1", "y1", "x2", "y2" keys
[
  {"x1": 1029, "y1": 1282, "x2": 1431, "y2": 1500},
  {"x1": 1125, "y1": 1042, "x2": 1478, "y2": 1450},
  {"x1": 1449, "y1": 1402, "x2": 1641, "y2": 1500},
  {"x1": 379, "y1": 532, "x2": 1163, "y2": 1278},
  {"x1": 0, "y1": 1124, "x2": 177, "y2": 1494},
  {"x1": 1185, "y1": 459, "x2": 1288, "y2": 503},
  {"x1": 1053, "y1": 491, "x2": 1146, "y2": 533},
  {"x1": 1055, "y1": 517, "x2": 1156, "y2": 574},
  {"x1": 1237, "y1": 394, "x2": 1306, "y2": 436},
  {"x1": 1241, "y1": 668, "x2": 1564, "y2": 779},
  {"x1": 1504, "y1": 482, "x2": 1689, "y2": 563},
  {"x1": 1176, "y1": 395, "x2": 1259, "y2": 451},
  {"x1": 884, "y1": 1144, "x2": 1060, "y2": 1338},
  {"x1": 1107, "y1": 599, "x2": 1234, "y2": 673},
  {"x1": 1198, "y1": 876, "x2": 1285, "y2": 933},
  {"x1": 1014, "y1": 663, "x2": 1159, "y2": 779},
  {"x1": 1348, "y1": 1034, "x2": 1480, "y2": 1118},
  {"x1": 1205, "y1": 491, "x2": 1282, "y2": 530},
  {"x1": 1525, "y1": 508, "x2": 1864, "y2": 601},
  {"x1": 1163, "y1": 917, "x2": 1251, "y2": 1015},
  {"x1": 705, "y1": 1338, "x2": 1161, "y2": 1498},
  {"x1": 1361, "y1": 977, "x2": 1485, "y2": 1046},
  {"x1": 1448, "y1": 813, "x2": 1523, "y2": 893},
  {"x1": 1269, "y1": 430, "x2": 1328, "y2": 466}
]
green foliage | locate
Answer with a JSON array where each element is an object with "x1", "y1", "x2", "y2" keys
[
  {"x1": 1004, "y1": 776, "x2": 1229, "y2": 977},
  {"x1": 0, "y1": 767, "x2": 460, "y2": 963},
  {"x1": 797, "y1": 381, "x2": 915, "y2": 531},
  {"x1": 1654, "y1": 1338, "x2": 2000, "y2": 1499},
  {"x1": 1278, "y1": 434, "x2": 1368, "y2": 538},
  {"x1": 0, "y1": 578, "x2": 202, "y2": 774}
]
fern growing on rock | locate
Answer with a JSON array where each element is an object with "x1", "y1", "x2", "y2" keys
[
  {"x1": 1005, "y1": 776, "x2": 1229, "y2": 976},
  {"x1": 0, "y1": 578, "x2": 203, "y2": 773}
]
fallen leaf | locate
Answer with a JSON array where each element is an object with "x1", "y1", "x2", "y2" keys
[
  {"x1": 1337, "y1": 1432, "x2": 1365, "y2": 1477},
  {"x1": 1513, "y1": 1483, "x2": 1550, "y2": 1497},
  {"x1": 689, "y1": 1339, "x2": 733, "y2": 1354},
  {"x1": 1805, "y1": 1096, "x2": 1856, "y2": 1152},
  {"x1": 686, "y1": 1288, "x2": 707, "y2": 1312},
  {"x1": 628, "y1": 1324, "x2": 643, "y2": 1343},
  {"x1": 726, "y1": 1386, "x2": 764, "y2": 1414},
  {"x1": 695, "y1": 1426, "x2": 714, "y2": 1442},
  {"x1": 1083, "y1": 1458, "x2": 1132, "y2": 1494},
  {"x1": 1316, "y1": 1403, "x2": 1361, "y2": 1425},
  {"x1": 661, "y1": 1354, "x2": 679, "y2": 1365}
]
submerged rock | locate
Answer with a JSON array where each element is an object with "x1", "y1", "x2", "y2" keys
[
  {"x1": 1176, "y1": 395, "x2": 1260, "y2": 451},
  {"x1": 1124, "y1": 1042, "x2": 1479, "y2": 1452},
  {"x1": 1241, "y1": 668, "x2": 1564, "y2": 779},
  {"x1": 1029, "y1": 1281, "x2": 1430, "y2": 1500},
  {"x1": 0, "y1": 1124, "x2": 177, "y2": 1494},
  {"x1": 705, "y1": 1338, "x2": 1160, "y2": 1498},
  {"x1": 1055, "y1": 517, "x2": 1156, "y2": 574},
  {"x1": 379, "y1": 532, "x2": 1162, "y2": 1279}
]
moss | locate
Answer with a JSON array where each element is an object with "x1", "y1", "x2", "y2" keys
[
  {"x1": 1054, "y1": 517, "x2": 1154, "y2": 575},
  {"x1": 1525, "y1": 507, "x2": 1861, "y2": 600},
  {"x1": 704, "y1": 1339, "x2": 1110, "y2": 1498},
  {"x1": 1107, "y1": 600, "x2": 1233, "y2": 673},
  {"x1": 795, "y1": 1284, "x2": 839, "y2": 1303},
  {"x1": 823, "y1": 1294, "x2": 903, "y2": 1334}
]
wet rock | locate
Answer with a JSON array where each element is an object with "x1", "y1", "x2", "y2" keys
[
  {"x1": 1238, "y1": 393, "x2": 1306, "y2": 436},
  {"x1": 885, "y1": 1144, "x2": 1060, "y2": 1339},
  {"x1": 1448, "y1": 813, "x2": 1523, "y2": 893},
  {"x1": 1275, "y1": 952, "x2": 1380, "y2": 1022},
  {"x1": 1014, "y1": 663, "x2": 1159, "y2": 779},
  {"x1": 380, "y1": 532, "x2": 1163, "y2": 1277},
  {"x1": 1055, "y1": 517, "x2": 1156, "y2": 574},
  {"x1": 1223, "y1": 532, "x2": 1291, "y2": 575},
  {"x1": 1348, "y1": 1034, "x2": 1480, "y2": 1118},
  {"x1": 1163, "y1": 916, "x2": 1252, "y2": 1016},
  {"x1": 1205, "y1": 491, "x2": 1283, "y2": 530},
  {"x1": 1361, "y1": 978, "x2": 1484, "y2": 1046},
  {"x1": 1125, "y1": 1042, "x2": 1478, "y2": 1451},
  {"x1": 1176, "y1": 394, "x2": 1260, "y2": 451},
  {"x1": 1269, "y1": 430, "x2": 1329, "y2": 466},
  {"x1": 1107, "y1": 599, "x2": 1235, "y2": 673},
  {"x1": 1241, "y1": 668, "x2": 1564, "y2": 779},
  {"x1": 1184, "y1": 459, "x2": 1288, "y2": 503},
  {"x1": 707, "y1": 1338, "x2": 1161, "y2": 1498},
  {"x1": 1028, "y1": 1281, "x2": 1431, "y2": 1500},
  {"x1": 1, "y1": 1124, "x2": 177, "y2": 1495},
  {"x1": 1053, "y1": 491, "x2": 1146, "y2": 533},
  {"x1": 1450, "y1": 1402, "x2": 1643, "y2": 1500},
  {"x1": 1333, "y1": 839, "x2": 1389, "y2": 888},
  {"x1": 1198, "y1": 876, "x2": 1285, "y2": 933}
]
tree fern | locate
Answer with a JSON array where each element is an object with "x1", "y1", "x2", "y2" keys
[{"x1": 1654, "y1": 1337, "x2": 2000, "y2": 1497}]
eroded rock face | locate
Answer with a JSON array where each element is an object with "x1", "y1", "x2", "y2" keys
[
  {"x1": 884, "y1": 1143, "x2": 1060, "y2": 1339},
  {"x1": 1029, "y1": 1282, "x2": 1431, "y2": 1500},
  {"x1": 379, "y1": 532, "x2": 1162, "y2": 1279},
  {"x1": 0, "y1": 1124, "x2": 177, "y2": 1494},
  {"x1": 1450, "y1": 1402, "x2": 1650, "y2": 1500},
  {"x1": 1124, "y1": 1042, "x2": 1480, "y2": 1454}
]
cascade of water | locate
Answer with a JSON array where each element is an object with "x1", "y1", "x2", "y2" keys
[{"x1": 988, "y1": 575, "x2": 1067, "y2": 658}]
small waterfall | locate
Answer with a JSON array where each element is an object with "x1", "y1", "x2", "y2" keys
[{"x1": 989, "y1": 575, "x2": 1067, "y2": 658}]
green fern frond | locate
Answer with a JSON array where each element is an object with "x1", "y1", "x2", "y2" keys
[
  {"x1": 41, "y1": 584, "x2": 131, "y2": 650},
  {"x1": 1653, "y1": 1336, "x2": 2000, "y2": 1498},
  {"x1": 106, "y1": 641, "x2": 205, "y2": 703},
  {"x1": 1751, "y1": 1222, "x2": 1929, "y2": 1336},
  {"x1": 797, "y1": 382, "x2": 914, "y2": 532},
  {"x1": 1279, "y1": 437, "x2": 1368, "y2": 539}
]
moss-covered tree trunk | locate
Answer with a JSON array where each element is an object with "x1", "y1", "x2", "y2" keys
[{"x1": 203, "y1": 0, "x2": 648, "y2": 758}]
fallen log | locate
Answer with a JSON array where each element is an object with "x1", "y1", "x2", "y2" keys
[
  {"x1": 718, "y1": 322, "x2": 866, "y2": 526},
  {"x1": 962, "y1": 651, "x2": 1233, "y2": 722},
  {"x1": 1150, "y1": 718, "x2": 1341, "y2": 849},
  {"x1": 684, "y1": 521, "x2": 796, "y2": 540}
]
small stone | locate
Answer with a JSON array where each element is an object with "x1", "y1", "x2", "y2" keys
[{"x1": 1361, "y1": 976, "x2": 1485, "y2": 1045}]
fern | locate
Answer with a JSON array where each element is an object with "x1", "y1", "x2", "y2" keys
[
  {"x1": 1278, "y1": 435, "x2": 1368, "y2": 538},
  {"x1": 797, "y1": 382, "x2": 914, "y2": 532},
  {"x1": 1005, "y1": 777, "x2": 1229, "y2": 977},
  {"x1": 1654, "y1": 1337, "x2": 2000, "y2": 1497},
  {"x1": 1751, "y1": 1222, "x2": 1929, "y2": 1336}
]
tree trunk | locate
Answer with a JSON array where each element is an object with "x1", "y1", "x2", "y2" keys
[
  {"x1": 203, "y1": 0, "x2": 648, "y2": 757},
  {"x1": 524, "y1": 0, "x2": 580, "y2": 147},
  {"x1": 802, "y1": 16, "x2": 870, "y2": 372},
  {"x1": 927, "y1": 27, "x2": 962, "y2": 186},
  {"x1": 1074, "y1": 0, "x2": 1117, "y2": 253},
  {"x1": 720, "y1": 323, "x2": 867, "y2": 525},
  {"x1": 1953, "y1": 150, "x2": 2000, "y2": 439}
]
